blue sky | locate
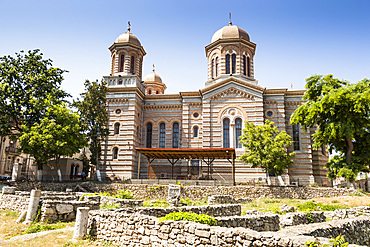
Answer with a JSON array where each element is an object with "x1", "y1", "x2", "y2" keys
[{"x1": 1, "y1": 0, "x2": 369, "y2": 99}]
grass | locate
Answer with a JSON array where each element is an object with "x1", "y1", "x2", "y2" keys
[
  {"x1": 0, "y1": 209, "x2": 104, "y2": 247},
  {"x1": 240, "y1": 195, "x2": 370, "y2": 215}
]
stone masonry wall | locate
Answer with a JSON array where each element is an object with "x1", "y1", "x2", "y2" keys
[
  {"x1": 88, "y1": 209, "x2": 370, "y2": 247},
  {"x1": 0, "y1": 194, "x2": 29, "y2": 212},
  {"x1": 15, "y1": 182, "x2": 358, "y2": 201},
  {"x1": 40, "y1": 200, "x2": 100, "y2": 222}
]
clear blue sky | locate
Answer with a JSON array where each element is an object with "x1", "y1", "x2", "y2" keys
[{"x1": 1, "y1": 0, "x2": 369, "y2": 99}]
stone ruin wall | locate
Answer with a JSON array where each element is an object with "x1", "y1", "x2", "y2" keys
[
  {"x1": 88, "y1": 208, "x2": 370, "y2": 246},
  {"x1": 15, "y1": 182, "x2": 358, "y2": 200}
]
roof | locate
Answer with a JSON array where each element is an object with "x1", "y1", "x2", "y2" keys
[{"x1": 135, "y1": 147, "x2": 235, "y2": 160}]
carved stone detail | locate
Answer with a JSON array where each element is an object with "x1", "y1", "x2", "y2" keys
[{"x1": 210, "y1": 87, "x2": 255, "y2": 101}]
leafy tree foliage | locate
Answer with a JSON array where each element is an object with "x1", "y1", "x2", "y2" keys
[
  {"x1": 291, "y1": 75, "x2": 370, "y2": 181},
  {"x1": 19, "y1": 99, "x2": 86, "y2": 169},
  {"x1": 0, "y1": 50, "x2": 69, "y2": 139},
  {"x1": 239, "y1": 120, "x2": 295, "y2": 176},
  {"x1": 73, "y1": 80, "x2": 108, "y2": 171}
]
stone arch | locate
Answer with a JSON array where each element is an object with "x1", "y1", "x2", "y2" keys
[{"x1": 217, "y1": 104, "x2": 248, "y2": 124}]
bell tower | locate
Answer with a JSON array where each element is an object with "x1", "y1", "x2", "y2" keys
[
  {"x1": 102, "y1": 23, "x2": 146, "y2": 180},
  {"x1": 109, "y1": 22, "x2": 146, "y2": 81},
  {"x1": 205, "y1": 21, "x2": 257, "y2": 86}
]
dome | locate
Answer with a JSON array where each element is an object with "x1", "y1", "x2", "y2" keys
[
  {"x1": 211, "y1": 24, "x2": 250, "y2": 43},
  {"x1": 115, "y1": 30, "x2": 141, "y2": 46},
  {"x1": 143, "y1": 71, "x2": 162, "y2": 83}
]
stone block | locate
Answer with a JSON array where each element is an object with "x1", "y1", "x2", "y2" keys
[
  {"x1": 195, "y1": 229, "x2": 210, "y2": 238},
  {"x1": 56, "y1": 204, "x2": 74, "y2": 214},
  {"x1": 2, "y1": 186, "x2": 16, "y2": 194}
]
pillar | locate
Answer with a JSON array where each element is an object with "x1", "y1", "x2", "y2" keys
[
  {"x1": 73, "y1": 207, "x2": 90, "y2": 240},
  {"x1": 24, "y1": 189, "x2": 41, "y2": 224}
]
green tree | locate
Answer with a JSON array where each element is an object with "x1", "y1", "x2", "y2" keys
[
  {"x1": 239, "y1": 120, "x2": 295, "y2": 177},
  {"x1": 291, "y1": 75, "x2": 370, "y2": 181},
  {"x1": 0, "y1": 49, "x2": 69, "y2": 139},
  {"x1": 73, "y1": 80, "x2": 108, "y2": 179},
  {"x1": 19, "y1": 99, "x2": 86, "y2": 181}
]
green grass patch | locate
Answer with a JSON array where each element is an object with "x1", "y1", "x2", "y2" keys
[
  {"x1": 2, "y1": 210, "x2": 19, "y2": 218},
  {"x1": 159, "y1": 212, "x2": 217, "y2": 226},
  {"x1": 143, "y1": 200, "x2": 170, "y2": 207},
  {"x1": 24, "y1": 224, "x2": 65, "y2": 234},
  {"x1": 80, "y1": 189, "x2": 135, "y2": 200},
  {"x1": 264, "y1": 199, "x2": 281, "y2": 204},
  {"x1": 297, "y1": 201, "x2": 349, "y2": 212}
]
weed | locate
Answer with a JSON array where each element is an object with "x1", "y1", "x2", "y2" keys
[
  {"x1": 100, "y1": 202, "x2": 120, "y2": 209},
  {"x1": 2, "y1": 210, "x2": 19, "y2": 218},
  {"x1": 143, "y1": 200, "x2": 170, "y2": 207},
  {"x1": 264, "y1": 199, "x2": 281, "y2": 204},
  {"x1": 349, "y1": 192, "x2": 363, "y2": 197},
  {"x1": 331, "y1": 200, "x2": 339, "y2": 203},
  {"x1": 24, "y1": 224, "x2": 65, "y2": 234}
]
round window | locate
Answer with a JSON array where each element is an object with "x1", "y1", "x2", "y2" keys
[
  {"x1": 266, "y1": 110, "x2": 274, "y2": 117},
  {"x1": 115, "y1": 109, "x2": 121, "y2": 114},
  {"x1": 193, "y1": 112, "x2": 199, "y2": 118}
]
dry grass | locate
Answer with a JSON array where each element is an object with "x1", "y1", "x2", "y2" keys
[
  {"x1": 0, "y1": 210, "x2": 104, "y2": 246},
  {"x1": 0, "y1": 210, "x2": 29, "y2": 239}
]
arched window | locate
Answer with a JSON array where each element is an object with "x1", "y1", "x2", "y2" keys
[
  {"x1": 225, "y1": 54, "x2": 230, "y2": 74},
  {"x1": 223, "y1": 118, "x2": 230, "y2": 148},
  {"x1": 243, "y1": 55, "x2": 246, "y2": 76},
  {"x1": 112, "y1": 147, "x2": 118, "y2": 160},
  {"x1": 292, "y1": 124, "x2": 300, "y2": 150},
  {"x1": 130, "y1": 56, "x2": 135, "y2": 74},
  {"x1": 159, "y1": 123, "x2": 166, "y2": 148},
  {"x1": 211, "y1": 59, "x2": 214, "y2": 78},
  {"x1": 70, "y1": 164, "x2": 75, "y2": 179},
  {"x1": 172, "y1": 122, "x2": 179, "y2": 148},
  {"x1": 231, "y1": 54, "x2": 236, "y2": 74},
  {"x1": 156, "y1": 91, "x2": 159, "y2": 94},
  {"x1": 235, "y1": 118, "x2": 242, "y2": 148},
  {"x1": 114, "y1": 122, "x2": 120, "y2": 135},
  {"x1": 120, "y1": 55, "x2": 124, "y2": 72},
  {"x1": 148, "y1": 90, "x2": 152, "y2": 95},
  {"x1": 193, "y1": 126, "x2": 199, "y2": 138},
  {"x1": 247, "y1": 57, "x2": 251, "y2": 77},
  {"x1": 215, "y1": 57, "x2": 218, "y2": 77},
  {"x1": 75, "y1": 165, "x2": 79, "y2": 176},
  {"x1": 146, "y1": 123, "x2": 152, "y2": 148}
]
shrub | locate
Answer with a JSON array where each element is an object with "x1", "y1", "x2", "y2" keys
[
  {"x1": 159, "y1": 212, "x2": 218, "y2": 226},
  {"x1": 114, "y1": 190, "x2": 135, "y2": 199}
]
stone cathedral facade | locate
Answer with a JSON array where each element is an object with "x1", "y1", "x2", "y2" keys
[{"x1": 101, "y1": 23, "x2": 328, "y2": 185}]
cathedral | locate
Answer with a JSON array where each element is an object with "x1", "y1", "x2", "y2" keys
[{"x1": 101, "y1": 22, "x2": 328, "y2": 186}]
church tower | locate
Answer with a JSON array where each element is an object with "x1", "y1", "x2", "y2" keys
[
  {"x1": 204, "y1": 20, "x2": 257, "y2": 86},
  {"x1": 102, "y1": 24, "x2": 146, "y2": 180}
]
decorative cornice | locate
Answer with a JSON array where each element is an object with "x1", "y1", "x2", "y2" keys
[
  {"x1": 188, "y1": 102, "x2": 202, "y2": 108},
  {"x1": 264, "y1": 89, "x2": 288, "y2": 95},
  {"x1": 285, "y1": 101, "x2": 303, "y2": 107},
  {"x1": 108, "y1": 87, "x2": 145, "y2": 99},
  {"x1": 201, "y1": 77, "x2": 265, "y2": 95},
  {"x1": 285, "y1": 90, "x2": 306, "y2": 96},
  {"x1": 144, "y1": 104, "x2": 183, "y2": 111},
  {"x1": 210, "y1": 87, "x2": 255, "y2": 101},
  {"x1": 180, "y1": 91, "x2": 201, "y2": 97},
  {"x1": 145, "y1": 94, "x2": 181, "y2": 100},
  {"x1": 263, "y1": 100, "x2": 278, "y2": 105},
  {"x1": 107, "y1": 98, "x2": 129, "y2": 104}
]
